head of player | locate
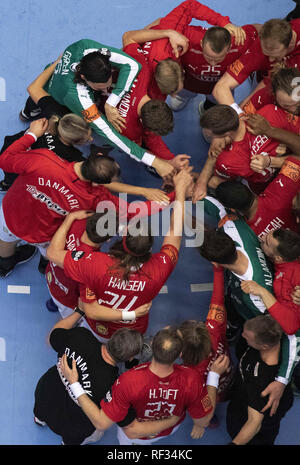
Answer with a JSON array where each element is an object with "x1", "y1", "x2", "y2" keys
[
  {"x1": 140, "y1": 99, "x2": 174, "y2": 136},
  {"x1": 214, "y1": 181, "x2": 256, "y2": 217},
  {"x1": 259, "y1": 19, "x2": 296, "y2": 61},
  {"x1": 242, "y1": 314, "x2": 283, "y2": 352},
  {"x1": 151, "y1": 326, "x2": 183, "y2": 366},
  {"x1": 198, "y1": 229, "x2": 238, "y2": 268},
  {"x1": 79, "y1": 151, "x2": 120, "y2": 185},
  {"x1": 154, "y1": 58, "x2": 185, "y2": 97},
  {"x1": 108, "y1": 224, "x2": 154, "y2": 282},
  {"x1": 47, "y1": 113, "x2": 93, "y2": 146},
  {"x1": 260, "y1": 228, "x2": 300, "y2": 264},
  {"x1": 178, "y1": 320, "x2": 211, "y2": 366},
  {"x1": 200, "y1": 104, "x2": 240, "y2": 142},
  {"x1": 74, "y1": 50, "x2": 113, "y2": 93},
  {"x1": 201, "y1": 27, "x2": 232, "y2": 66},
  {"x1": 271, "y1": 67, "x2": 300, "y2": 115},
  {"x1": 106, "y1": 327, "x2": 144, "y2": 363}
]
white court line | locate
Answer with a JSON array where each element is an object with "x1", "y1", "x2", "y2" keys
[
  {"x1": 159, "y1": 286, "x2": 168, "y2": 294},
  {"x1": 7, "y1": 285, "x2": 31, "y2": 294},
  {"x1": 0, "y1": 338, "x2": 6, "y2": 361},
  {"x1": 190, "y1": 283, "x2": 213, "y2": 292}
]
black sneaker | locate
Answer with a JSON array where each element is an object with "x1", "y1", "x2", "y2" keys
[
  {"x1": 38, "y1": 255, "x2": 49, "y2": 274},
  {"x1": 34, "y1": 416, "x2": 46, "y2": 427},
  {"x1": 46, "y1": 298, "x2": 59, "y2": 313},
  {"x1": 0, "y1": 245, "x2": 37, "y2": 278}
]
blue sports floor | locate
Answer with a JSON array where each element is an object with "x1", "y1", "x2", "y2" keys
[{"x1": 0, "y1": 0, "x2": 299, "y2": 448}]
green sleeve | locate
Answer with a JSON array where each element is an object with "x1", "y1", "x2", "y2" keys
[{"x1": 277, "y1": 330, "x2": 300, "y2": 382}]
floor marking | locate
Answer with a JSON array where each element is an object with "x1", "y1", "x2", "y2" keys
[
  {"x1": 7, "y1": 285, "x2": 31, "y2": 294},
  {"x1": 159, "y1": 286, "x2": 168, "y2": 294},
  {"x1": 0, "y1": 338, "x2": 6, "y2": 361},
  {"x1": 190, "y1": 283, "x2": 213, "y2": 292}
]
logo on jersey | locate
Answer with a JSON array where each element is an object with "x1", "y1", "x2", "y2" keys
[
  {"x1": 104, "y1": 390, "x2": 112, "y2": 403},
  {"x1": 46, "y1": 271, "x2": 52, "y2": 284},
  {"x1": 96, "y1": 324, "x2": 108, "y2": 335},
  {"x1": 207, "y1": 304, "x2": 225, "y2": 323},
  {"x1": 201, "y1": 394, "x2": 212, "y2": 412},
  {"x1": 26, "y1": 184, "x2": 68, "y2": 216},
  {"x1": 70, "y1": 62, "x2": 79, "y2": 73},
  {"x1": 71, "y1": 250, "x2": 85, "y2": 261},
  {"x1": 229, "y1": 59, "x2": 244, "y2": 76},
  {"x1": 280, "y1": 160, "x2": 300, "y2": 182},
  {"x1": 160, "y1": 245, "x2": 178, "y2": 264},
  {"x1": 85, "y1": 287, "x2": 96, "y2": 300}
]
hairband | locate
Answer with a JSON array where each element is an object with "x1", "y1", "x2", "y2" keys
[{"x1": 122, "y1": 235, "x2": 145, "y2": 257}]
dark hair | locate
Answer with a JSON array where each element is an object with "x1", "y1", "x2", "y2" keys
[
  {"x1": 272, "y1": 67, "x2": 300, "y2": 97},
  {"x1": 203, "y1": 27, "x2": 231, "y2": 53},
  {"x1": 200, "y1": 104, "x2": 240, "y2": 135},
  {"x1": 85, "y1": 212, "x2": 117, "y2": 244},
  {"x1": 199, "y1": 229, "x2": 238, "y2": 265},
  {"x1": 260, "y1": 19, "x2": 293, "y2": 48},
  {"x1": 154, "y1": 58, "x2": 184, "y2": 95},
  {"x1": 74, "y1": 51, "x2": 112, "y2": 84},
  {"x1": 107, "y1": 328, "x2": 143, "y2": 363},
  {"x1": 215, "y1": 181, "x2": 255, "y2": 214},
  {"x1": 109, "y1": 228, "x2": 154, "y2": 282},
  {"x1": 140, "y1": 99, "x2": 174, "y2": 136},
  {"x1": 80, "y1": 153, "x2": 119, "y2": 184},
  {"x1": 179, "y1": 320, "x2": 211, "y2": 366},
  {"x1": 152, "y1": 326, "x2": 183, "y2": 365},
  {"x1": 244, "y1": 315, "x2": 283, "y2": 347},
  {"x1": 273, "y1": 229, "x2": 300, "y2": 262}
]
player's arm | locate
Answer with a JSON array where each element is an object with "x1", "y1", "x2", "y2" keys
[
  {"x1": 192, "y1": 156, "x2": 217, "y2": 203},
  {"x1": 122, "y1": 28, "x2": 189, "y2": 58},
  {"x1": 82, "y1": 299, "x2": 151, "y2": 322},
  {"x1": 230, "y1": 406, "x2": 263, "y2": 445},
  {"x1": 246, "y1": 113, "x2": 300, "y2": 156},
  {"x1": 212, "y1": 72, "x2": 242, "y2": 111},
  {"x1": 123, "y1": 416, "x2": 180, "y2": 439},
  {"x1": 162, "y1": 168, "x2": 193, "y2": 251},
  {"x1": 239, "y1": 79, "x2": 266, "y2": 111},
  {"x1": 105, "y1": 182, "x2": 170, "y2": 205},
  {"x1": 46, "y1": 210, "x2": 94, "y2": 267},
  {"x1": 27, "y1": 57, "x2": 61, "y2": 104}
]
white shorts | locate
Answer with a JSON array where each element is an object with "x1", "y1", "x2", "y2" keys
[
  {"x1": 48, "y1": 293, "x2": 74, "y2": 319},
  {"x1": 117, "y1": 423, "x2": 181, "y2": 446},
  {"x1": 0, "y1": 204, "x2": 49, "y2": 256}
]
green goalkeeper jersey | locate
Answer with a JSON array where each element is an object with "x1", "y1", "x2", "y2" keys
[
  {"x1": 46, "y1": 39, "x2": 155, "y2": 166},
  {"x1": 203, "y1": 196, "x2": 300, "y2": 383}
]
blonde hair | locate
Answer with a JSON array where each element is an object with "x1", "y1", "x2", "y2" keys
[
  {"x1": 48, "y1": 113, "x2": 90, "y2": 146},
  {"x1": 154, "y1": 58, "x2": 183, "y2": 95}
]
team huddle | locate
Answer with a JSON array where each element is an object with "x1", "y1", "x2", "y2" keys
[{"x1": 1, "y1": 0, "x2": 300, "y2": 446}]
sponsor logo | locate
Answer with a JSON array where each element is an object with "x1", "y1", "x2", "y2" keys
[
  {"x1": 71, "y1": 250, "x2": 85, "y2": 261},
  {"x1": 96, "y1": 324, "x2": 108, "y2": 335},
  {"x1": 26, "y1": 184, "x2": 68, "y2": 216}
]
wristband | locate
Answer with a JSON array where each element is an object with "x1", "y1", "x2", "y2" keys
[
  {"x1": 70, "y1": 382, "x2": 86, "y2": 399},
  {"x1": 74, "y1": 306, "x2": 85, "y2": 317},
  {"x1": 26, "y1": 131, "x2": 38, "y2": 142},
  {"x1": 122, "y1": 311, "x2": 136, "y2": 321},
  {"x1": 230, "y1": 103, "x2": 244, "y2": 116},
  {"x1": 206, "y1": 371, "x2": 220, "y2": 388}
]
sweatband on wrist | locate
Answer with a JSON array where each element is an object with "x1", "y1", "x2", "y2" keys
[
  {"x1": 206, "y1": 371, "x2": 220, "y2": 388},
  {"x1": 70, "y1": 382, "x2": 86, "y2": 399},
  {"x1": 122, "y1": 311, "x2": 136, "y2": 321},
  {"x1": 142, "y1": 153, "x2": 156, "y2": 166},
  {"x1": 230, "y1": 103, "x2": 244, "y2": 115},
  {"x1": 26, "y1": 131, "x2": 38, "y2": 142}
]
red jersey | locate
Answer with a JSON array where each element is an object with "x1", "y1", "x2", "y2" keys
[
  {"x1": 268, "y1": 260, "x2": 300, "y2": 335},
  {"x1": 247, "y1": 157, "x2": 300, "y2": 240},
  {"x1": 138, "y1": 0, "x2": 231, "y2": 100},
  {"x1": 0, "y1": 134, "x2": 122, "y2": 243},
  {"x1": 215, "y1": 104, "x2": 300, "y2": 193},
  {"x1": 181, "y1": 24, "x2": 258, "y2": 95},
  {"x1": 119, "y1": 44, "x2": 174, "y2": 160},
  {"x1": 63, "y1": 244, "x2": 179, "y2": 339},
  {"x1": 190, "y1": 267, "x2": 234, "y2": 402},
  {"x1": 100, "y1": 362, "x2": 213, "y2": 439},
  {"x1": 227, "y1": 19, "x2": 300, "y2": 85},
  {"x1": 0, "y1": 133, "x2": 175, "y2": 243},
  {"x1": 46, "y1": 219, "x2": 98, "y2": 308},
  {"x1": 242, "y1": 78, "x2": 275, "y2": 114}
]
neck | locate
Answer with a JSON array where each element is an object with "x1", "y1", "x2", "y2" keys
[
  {"x1": 137, "y1": 94, "x2": 151, "y2": 116},
  {"x1": 234, "y1": 121, "x2": 247, "y2": 141},
  {"x1": 73, "y1": 162, "x2": 86, "y2": 181},
  {"x1": 260, "y1": 343, "x2": 280, "y2": 366},
  {"x1": 101, "y1": 345, "x2": 116, "y2": 366},
  {"x1": 224, "y1": 250, "x2": 249, "y2": 275},
  {"x1": 149, "y1": 359, "x2": 174, "y2": 378},
  {"x1": 80, "y1": 231, "x2": 99, "y2": 248}
]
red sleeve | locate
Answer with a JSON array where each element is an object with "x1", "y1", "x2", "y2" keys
[
  {"x1": 186, "y1": 380, "x2": 213, "y2": 419},
  {"x1": 123, "y1": 43, "x2": 148, "y2": 67},
  {"x1": 142, "y1": 130, "x2": 175, "y2": 160},
  {"x1": 79, "y1": 284, "x2": 98, "y2": 304},
  {"x1": 159, "y1": 0, "x2": 230, "y2": 30},
  {"x1": 63, "y1": 250, "x2": 105, "y2": 288},
  {"x1": 0, "y1": 133, "x2": 38, "y2": 173},
  {"x1": 100, "y1": 375, "x2": 132, "y2": 422},
  {"x1": 215, "y1": 148, "x2": 253, "y2": 179},
  {"x1": 206, "y1": 266, "x2": 227, "y2": 329},
  {"x1": 268, "y1": 301, "x2": 300, "y2": 335},
  {"x1": 257, "y1": 104, "x2": 300, "y2": 133},
  {"x1": 262, "y1": 157, "x2": 300, "y2": 207},
  {"x1": 227, "y1": 41, "x2": 267, "y2": 85}
]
